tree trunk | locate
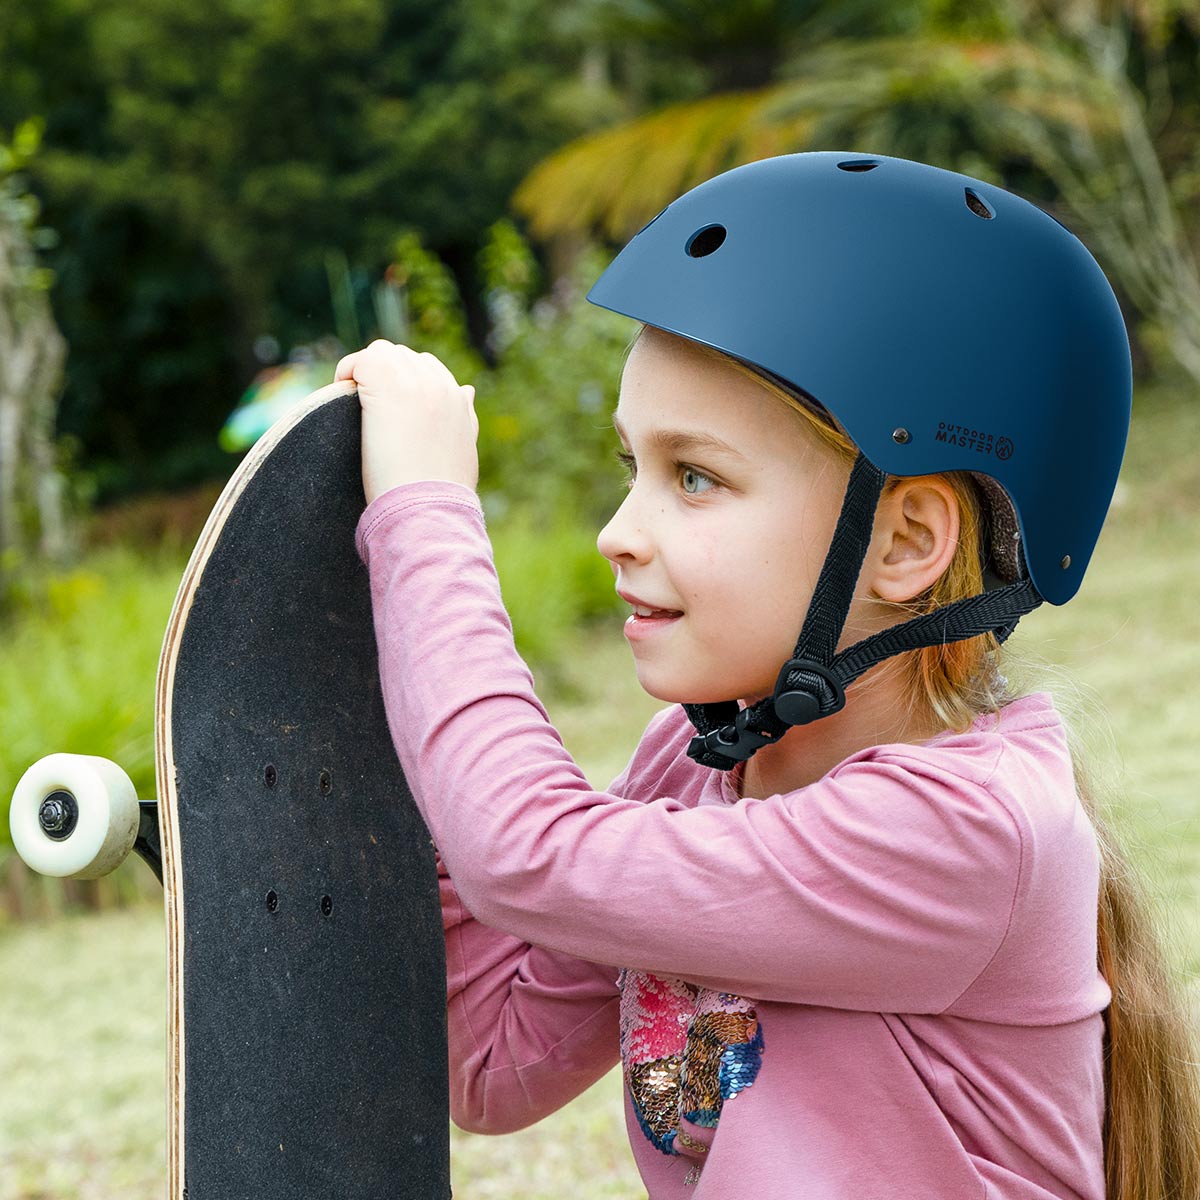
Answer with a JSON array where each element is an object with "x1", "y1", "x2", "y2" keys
[{"x1": 0, "y1": 218, "x2": 72, "y2": 608}]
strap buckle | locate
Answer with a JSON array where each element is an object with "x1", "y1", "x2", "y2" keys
[{"x1": 687, "y1": 706, "x2": 779, "y2": 767}]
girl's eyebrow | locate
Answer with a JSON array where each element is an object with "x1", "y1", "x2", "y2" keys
[{"x1": 611, "y1": 412, "x2": 747, "y2": 461}]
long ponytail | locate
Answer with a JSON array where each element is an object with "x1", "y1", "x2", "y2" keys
[{"x1": 1073, "y1": 729, "x2": 1200, "y2": 1198}]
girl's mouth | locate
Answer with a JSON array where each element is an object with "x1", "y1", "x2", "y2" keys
[{"x1": 624, "y1": 609, "x2": 683, "y2": 640}]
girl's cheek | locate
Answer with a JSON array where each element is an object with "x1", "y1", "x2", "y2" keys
[{"x1": 679, "y1": 533, "x2": 725, "y2": 599}]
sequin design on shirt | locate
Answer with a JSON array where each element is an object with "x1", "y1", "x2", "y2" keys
[{"x1": 618, "y1": 968, "x2": 765, "y2": 1155}]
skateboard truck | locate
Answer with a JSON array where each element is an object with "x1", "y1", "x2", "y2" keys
[
  {"x1": 134, "y1": 800, "x2": 163, "y2": 882},
  {"x1": 10, "y1": 754, "x2": 162, "y2": 883}
]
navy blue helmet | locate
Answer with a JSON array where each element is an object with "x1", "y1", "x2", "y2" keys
[{"x1": 587, "y1": 152, "x2": 1132, "y2": 769}]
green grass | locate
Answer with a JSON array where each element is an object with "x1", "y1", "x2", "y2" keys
[
  {"x1": 0, "y1": 384, "x2": 1197, "y2": 1197},
  {"x1": 0, "y1": 909, "x2": 167, "y2": 1199},
  {"x1": 0, "y1": 544, "x2": 186, "y2": 917}
]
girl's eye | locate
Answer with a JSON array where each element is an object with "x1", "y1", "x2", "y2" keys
[{"x1": 614, "y1": 451, "x2": 715, "y2": 496}]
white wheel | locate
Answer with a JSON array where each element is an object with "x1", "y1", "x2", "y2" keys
[{"x1": 9, "y1": 753, "x2": 140, "y2": 879}]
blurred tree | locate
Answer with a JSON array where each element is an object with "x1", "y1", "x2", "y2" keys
[
  {"x1": 0, "y1": 120, "x2": 74, "y2": 616},
  {"x1": 573, "y1": 0, "x2": 924, "y2": 89},
  {"x1": 514, "y1": 0, "x2": 1200, "y2": 383},
  {"x1": 1003, "y1": 0, "x2": 1200, "y2": 379},
  {"x1": 0, "y1": 0, "x2": 706, "y2": 499},
  {"x1": 3, "y1": 0, "x2": 1196, "y2": 501}
]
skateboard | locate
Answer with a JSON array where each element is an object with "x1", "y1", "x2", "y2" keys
[{"x1": 10, "y1": 383, "x2": 451, "y2": 1199}]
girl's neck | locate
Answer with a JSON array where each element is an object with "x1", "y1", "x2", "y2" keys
[{"x1": 736, "y1": 675, "x2": 947, "y2": 799}]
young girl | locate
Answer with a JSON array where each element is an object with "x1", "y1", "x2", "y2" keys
[{"x1": 339, "y1": 153, "x2": 1200, "y2": 1199}]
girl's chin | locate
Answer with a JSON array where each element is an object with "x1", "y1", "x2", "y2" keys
[
  {"x1": 626, "y1": 640, "x2": 777, "y2": 705},
  {"x1": 632, "y1": 670, "x2": 766, "y2": 708}
]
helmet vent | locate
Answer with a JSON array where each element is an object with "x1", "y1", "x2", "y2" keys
[
  {"x1": 686, "y1": 224, "x2": 727, "y2": 258},
  {"x1": 837, "y1": 160, "x2": 878, "y2": 172},
  {"x1": 964, "y1": 188, "x2": 994, "y2": 219}
]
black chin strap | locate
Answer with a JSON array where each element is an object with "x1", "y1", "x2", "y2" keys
[{"x1": 685, "y1": 452, "x2": 1044, "y2": 771}]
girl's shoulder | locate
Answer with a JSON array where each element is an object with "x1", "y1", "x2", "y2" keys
[
  {"x1": 843, "y1": 690, "x2": 1078, "y2": 831},
  {"x1": 611, "y1": 692, "x2": 1075, "y2": 820},
  {"x1": 904, "y1": 690, "x2": 1070, "y2": 787}
]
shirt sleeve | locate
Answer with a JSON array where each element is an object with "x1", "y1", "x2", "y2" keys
[
  {"x1": 437, "y1": 853, "x2": 620, "y2": 1135},
  {"x1": 356, "y1": 484, "x2": 1024, "y2": 1016}
]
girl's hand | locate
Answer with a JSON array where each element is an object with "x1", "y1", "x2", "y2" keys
[{"x1": 335, "y1": 340, "x2": 479, "y2": 506}]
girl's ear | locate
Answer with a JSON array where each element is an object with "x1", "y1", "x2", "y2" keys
[{"x1": 868, "y1": 478, "x2": 960, "y2": 604}]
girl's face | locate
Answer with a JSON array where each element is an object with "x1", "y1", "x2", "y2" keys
[{"x1": 597, "y1": 329, "x2": 853, "y2": 705}]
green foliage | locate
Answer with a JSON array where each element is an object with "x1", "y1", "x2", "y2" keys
[
  {"x1": 475, "y1": 230, "x2": 634, "y2": 536},
  {"x1": 0, "y1": 544, "x2": 181, "y2": 858},
  {"x1": 479, "y1": 216, "x2": 543, "y2": 355},
  {"x1": 0, "y1": 118, "x2": 57, "y2": 300},
  {"x1": 386, "y1": 229, "x2": 482, "y2": 379},
  {"x1": 923, "y1": 0, "x2": 1015, "y2": 39},
  {"x1": 490, "y1": 504, "x2": 620, "y2": 678},
  {"x1": 0, "y1": 0, "x2": 699, "y2": 499},
  {"x1": 3, "y1": 0, "x2": 1199, "y2": 504},
  {"x1": 577, "y1": 0, "x2": 924, "y2": 89}
]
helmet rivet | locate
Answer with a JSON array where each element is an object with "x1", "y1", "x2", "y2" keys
[
  {"x1": 1061, "y1": 555, "x2": 1072, "y2": 569},
  {"x1": 892, "y1": 428, "x2": 911, "y2": 444}
]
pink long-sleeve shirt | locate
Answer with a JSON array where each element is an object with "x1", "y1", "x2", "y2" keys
[{"x1": 354, "y1": 480, "x2": 1110, "y2": 1200}]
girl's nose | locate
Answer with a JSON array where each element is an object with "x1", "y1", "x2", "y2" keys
[{"x1": 597, "y1": 490, "x2": 652, "y2": 566}]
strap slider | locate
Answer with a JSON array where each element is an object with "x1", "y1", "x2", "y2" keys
[{"x1": 772, "y1": 658, "x2": 845, "y2": 727}]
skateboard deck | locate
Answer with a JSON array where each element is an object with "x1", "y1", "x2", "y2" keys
[{"x1": 155, "y1": 382, "x2": 450, "y2": 1199}]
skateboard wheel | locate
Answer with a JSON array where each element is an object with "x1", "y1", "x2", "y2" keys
[{"x1": 9, "y1": 753, "x2": 140, "y2": 879}]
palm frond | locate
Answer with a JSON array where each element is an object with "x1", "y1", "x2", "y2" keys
[
  {"x1": 514, "y1": 34, "x2": 1126, "y2": 243},
  {"x1": 512, "y1": 90, "x2": 813, "y2": 241}
]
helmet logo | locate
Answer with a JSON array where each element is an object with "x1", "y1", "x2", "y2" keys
[{"x1": 936, "y1": 421, "x2": 1015, "y2": 461}]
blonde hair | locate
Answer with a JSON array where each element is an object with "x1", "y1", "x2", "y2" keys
[{"x1": 633, "y1": 324, "x2": 1200, "y2": 1200}]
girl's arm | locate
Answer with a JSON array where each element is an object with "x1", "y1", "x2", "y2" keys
[
  {"x1": 437, "y1": 850, "x2": 620, "y2": 1134},
  {"x1": 336, "y1": 343, "x2": 624, "y2": 1130},
  {"x1": 357, "y1": 484, "x2": 1035, "y2": 1017}
]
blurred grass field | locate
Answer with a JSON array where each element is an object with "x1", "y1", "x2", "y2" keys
[{"x1": 0, "y1": 385, "x2": 1197, "y2": 1198}]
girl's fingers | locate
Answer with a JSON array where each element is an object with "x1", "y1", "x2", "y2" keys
[
  {"x1": 337, "y1": 341, "x2": 422, "y2": 383},
  {"x1": 334, "y1": 351, "x2": 362, "y2": 382},
  {"x1": 338, "y1": 344, "x2": 472, "y2": 416}
]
